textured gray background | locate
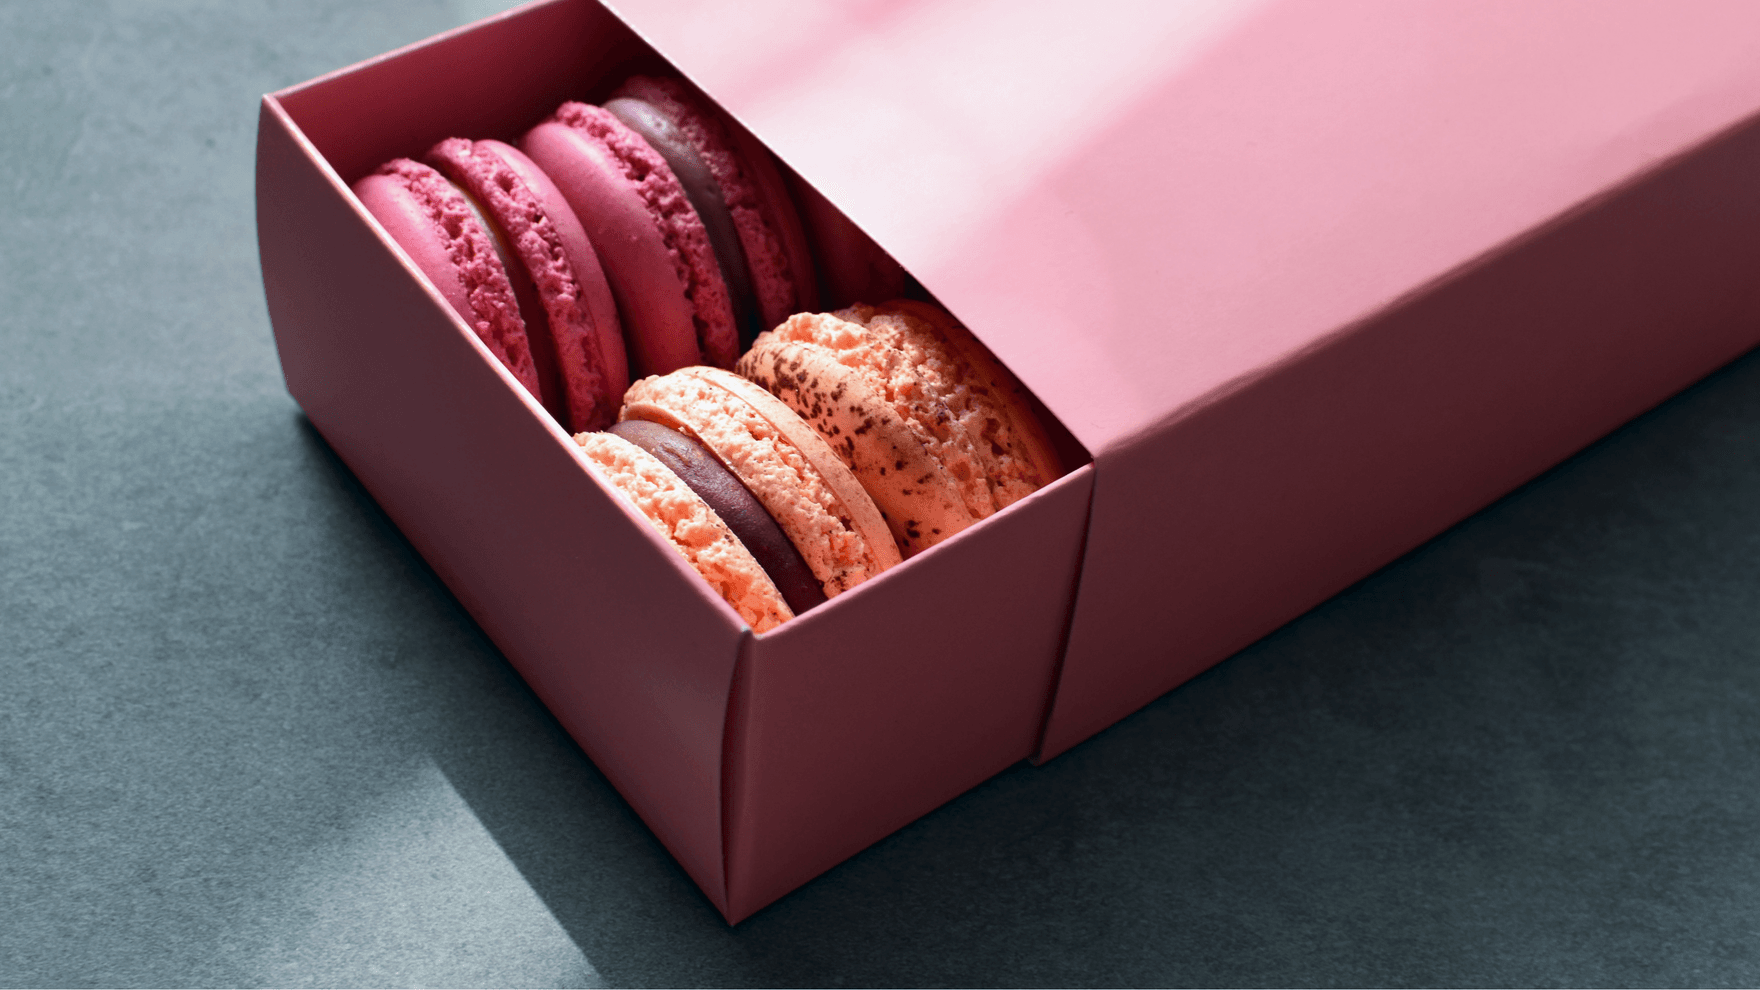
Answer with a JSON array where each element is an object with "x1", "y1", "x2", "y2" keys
[{"x1": 5, "y1": 1, "x2": 1760, "y2": 986}]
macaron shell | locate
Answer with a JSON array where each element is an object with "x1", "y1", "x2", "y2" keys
[
  {"x1": 612, "y1": 76, "x2": 817, "y2": 330},
  {"x1": 351, "y1": 161, "x2": 541, "y2": 401},
  {"x1": 879, "y1": 299, "x2": 1063, "y2": 492},
  {"x1": 522, "y1": 104, "x2": 738, "y2": 374},
  {"x1": 607, "y1": 419, "x2": 826, "y2": 615},
  {"x1": 622, "y1": 366, "x2": 901, "y2": 595},
  {"x1": 485, "y1": 140, "x2": 629, "y2": 428},
  {"x1": 604, "y1": 92, "x2": 757, "y2": 342},
  {"x1": 838, "y1": 301, "x2": 1057, "y2": 511},
  {"x1": 427, "y1": 138, "x2": 629, "y2": 432},
  {"x1": 688, "y1": 367, "x2": 896, "y2": 572},
  {"x1": 575, "y1": 431, "x2": 792, "y2": 633},
  {"x1": 737, "y1": 332, "x2": 977, "y2": 557},
  {"x1": 752, "y1": 311, "x2": 999, "y2": 516},
  {"x1": 460, "y1": 180, "x2": 568, "y2": 421},
  {"x1": 721, "y1": 118, "x2": 820, "y2": 323}
]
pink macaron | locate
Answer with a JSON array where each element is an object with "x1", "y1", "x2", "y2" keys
[
  {"x1": 602, "y1": 75, "x2": 819, "y2": 344},
  {"x1": 737, "y1": 301, "x2": 1062, "y2": 557},
  {"x1": 352, "y1": 139, "x2": 628, "y2": 432},
  {"x1": 522, "y1": 103, "x2": 740, "y2": 377},
  {"x1": 521, "y1": 78, "x2": 821, "y2": 374}
]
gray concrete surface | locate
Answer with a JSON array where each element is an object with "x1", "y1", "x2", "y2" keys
[{"x1": 4, "y1": 1, "x2": 1759, "y2": 985}]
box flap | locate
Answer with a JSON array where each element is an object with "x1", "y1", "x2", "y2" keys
[
  {"x1": 608, "y1": 0, "x2": 1760, "y2": 455},
  {"x1": 721, "y1": 464, "x2": 1092, "y2": 921}
]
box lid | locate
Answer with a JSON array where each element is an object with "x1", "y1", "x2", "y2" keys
[{"x1": 610, "y1": 0, "x2": 1760, "y2": 456}]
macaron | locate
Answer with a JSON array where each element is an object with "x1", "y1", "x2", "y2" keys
[
  {"x1": 521, "y1": 102, "x2": 741, "y2": 376},
  {"x1": 735, "y1": 301, "x2": 1062, "y2": 557},
  {"x1": 426, "y1": 138, "x2": 628, "y2": 432},
  {"x1": 353, "y1": 142, "x2": 628, "y2": 432},
  {"x1": 575, "y1": 431, "x2": 793, "y2": 632},
  {"x1": 353, "y1": 157, "x2": 541, "y2": 403},
  {"x1": 620, "y1": 366, "x2": 901, "y2": 600},
  {"x1": 604, "y1": 418, "x2": 824, "y2": 616},
  {"x1": 603, "y1": 75, "x2": 819, "y2": 347},
  {"x1": 785, "y1": 174, "x2": 909, "y2": 310}
]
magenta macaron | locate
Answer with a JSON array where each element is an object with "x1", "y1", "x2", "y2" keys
[
  {"x1": 603, "y1": 75, "x2": 818, "y2": 341},
  {"x1": 352, "y1": 138, "x2": 628, "y2": 432},
  {"x1": 520, "y1": 77, "x2": 818, "y2": 373}
]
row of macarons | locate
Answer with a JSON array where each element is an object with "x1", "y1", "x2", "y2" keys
[
  {"x1": 353, "y1": 74, "x2": 906, "y2": 434},
  {"x1": 354, "y1": 76, "x2": 1061, "y2": 629}
]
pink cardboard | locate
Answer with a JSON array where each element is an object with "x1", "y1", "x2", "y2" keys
[
  {"x1": 725, "y1": 466, "x2": 1089, "y2": 920},
  {"x1": 614, "y1": 0, "x2": 1760, "y2": 757},
  {"x1": 256, "y1": 0, "x2": 1092, "y2": 922},
  {"x1": 258, "y1": 90, "x2": 748, "y2": 909}
]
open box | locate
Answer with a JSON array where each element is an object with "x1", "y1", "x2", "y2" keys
[
  {"x1": 258, "y1": 0, "x2": 1760, "y2": 922},
  {"x1": 256, "y1": 0, "x2": 1092, "y2": 922}
]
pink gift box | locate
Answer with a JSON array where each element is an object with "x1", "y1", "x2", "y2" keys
[{"x1": 257, "y1": 0, "x2": 1760, "y2": 922}]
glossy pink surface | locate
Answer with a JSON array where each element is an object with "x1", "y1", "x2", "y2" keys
[{"x1": 617, "y1": 0, "x2": 1760, "y2": 442}]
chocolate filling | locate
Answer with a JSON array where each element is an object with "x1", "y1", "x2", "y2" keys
[
  {"x1": 604, "y1": 96, "x2": 762, "y2": 348},
  {"x1": 606, "y1": 420, "x2": 827, "y2": 615}
]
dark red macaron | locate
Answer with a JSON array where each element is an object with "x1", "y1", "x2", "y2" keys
[
  {"x1": 522, "y1": 103, "x2": 740, "y2": 378},
  {"x1": 602, "y1": 75, "x2": 818, "y2": 347},
  {"x1": 351, "y1": 140, "x2": 628, "y2": 432},
  {"x1": 786, "y1": 173, "x2": 909, "y2": 310}
]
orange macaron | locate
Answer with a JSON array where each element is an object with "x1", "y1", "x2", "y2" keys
[
  {"x1": 620, "y1": 366, "x2": 901, "y2": 601},
  {"x1": 575, "y1": 430, "x2": 796, "y2": 632},
  {"x1": 736, "y1": 301, "x2": 1061, "y2": 557}
]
